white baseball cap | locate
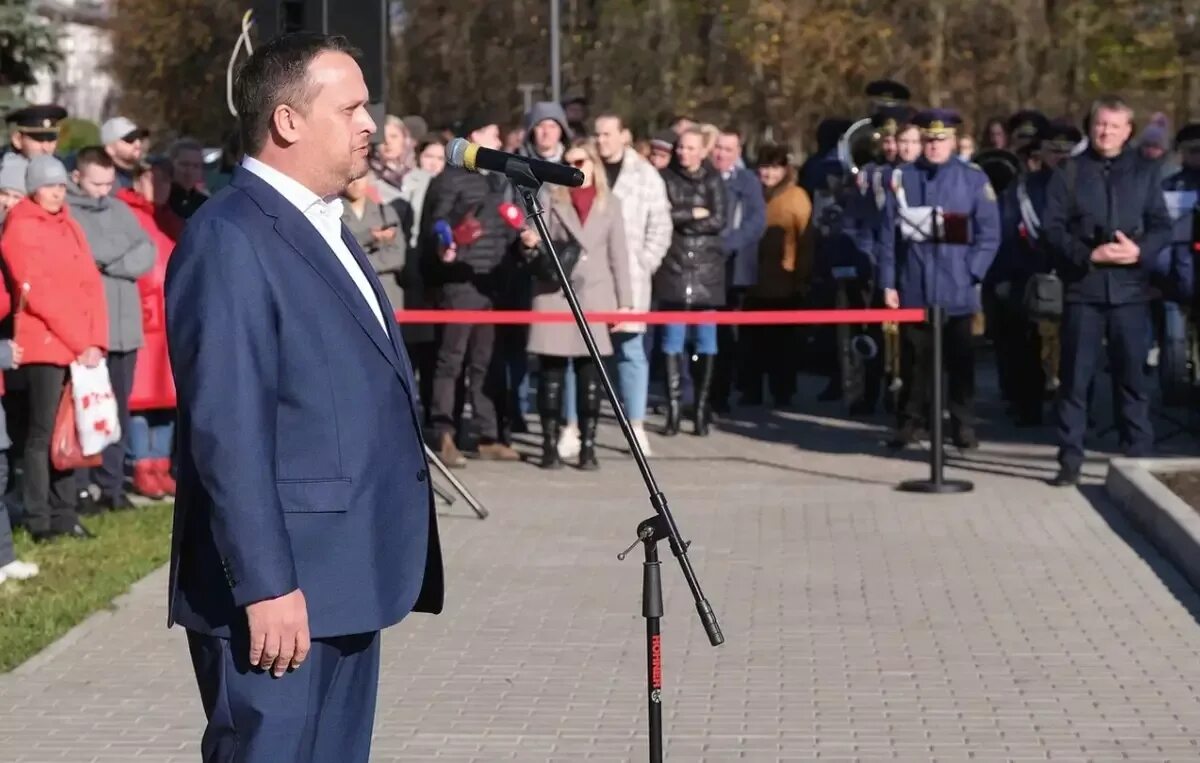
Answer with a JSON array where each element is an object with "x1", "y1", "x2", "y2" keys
[{"x1": 100, "y1": 116, "x2": 149, "y2": 146}]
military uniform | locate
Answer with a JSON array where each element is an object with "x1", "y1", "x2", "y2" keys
[
  {"x1": 1161, "y1": 123, "x2": 1200, "y2": 301},
  {"x1": 989, "y1": 120, "x2": 1081, "y2": 425},
  {"x1": 1156, "y1": 124, "x2": 1200, "y2": 403},
  {"x1": 844, "y1": 105, "x2": 913, "y2": 414},
  {"x1": 1, "y1": 104, "x2": 67, "y2": 179},
  {"x1": 1006, "y1": 110, "x2": 1052, "y2": 156},
  {"x1": 878, "y1": 109, "x2": 1001, "y2": 447}
]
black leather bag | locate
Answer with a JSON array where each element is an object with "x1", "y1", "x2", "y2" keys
[
  {"x1": 1022, "y1": 159, "x2": 1076, "y2": 320},
  {"x1": 1022, "y1": 273, "x2": 1063, "y2": 319},
  {"x1": 529, "y1": 229, "x2": 582, "y2": 287}
]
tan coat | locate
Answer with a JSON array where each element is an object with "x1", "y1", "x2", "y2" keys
[
  {"x1": 527, "y1": 191, "x2": 634, "y2": 357},
  {"x1": 751, "y1": 184, "x2": 813, "y2": 301}
]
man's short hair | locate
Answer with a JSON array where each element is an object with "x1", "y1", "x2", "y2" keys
[
  {"x1": 594, "y1": 113, "x2": 623, "y2": 130},
  {"x1": 74, "y1": 145, "x2": 115, "y2": 172},
  {"x1": 233, "y1": 32, "x2": 360, "y2": 156},
  {"x1": 718, "y1": 126, "x2": 741, "y2": 142},
  {"x1": 1089, "y1": 94, "x2": 1134, "y2": 126}
]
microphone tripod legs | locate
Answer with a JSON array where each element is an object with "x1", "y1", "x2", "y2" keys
[{"x1": 424, "y1": 444, "x2": 489, "y2": 519}]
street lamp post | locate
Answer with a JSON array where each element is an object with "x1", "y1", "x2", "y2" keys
[{"x1": 550, "y1": 0, "x2": 561, "y2": 103}]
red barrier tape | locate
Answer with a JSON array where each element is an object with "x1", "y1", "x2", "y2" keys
[{"x1": 392, "y1": 308, "x2": 927, "y2": 325}]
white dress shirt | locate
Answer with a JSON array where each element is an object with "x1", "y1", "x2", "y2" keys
[{"x1": 242, "y1": 156, "x2": 388, "y2": 332}]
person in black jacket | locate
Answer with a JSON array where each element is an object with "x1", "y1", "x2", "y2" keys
[
  {"x1": 1042, "y1": 95, "x2": 1173, "y2": 487},
  {"x1": 420, "y1": 115, "x2": 521, "y2": 466},
  {"x1": 655, "y1": 127, "x2": 728, "y2": 436}
]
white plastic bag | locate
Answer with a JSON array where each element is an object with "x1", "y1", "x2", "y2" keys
[{"x1": 70, "y1": 360, "x2": 121, "y2": 457}]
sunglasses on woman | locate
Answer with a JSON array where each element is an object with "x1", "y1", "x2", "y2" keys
[{"x1": 567, "y1": 156, "x2": 590, "y2": 168}]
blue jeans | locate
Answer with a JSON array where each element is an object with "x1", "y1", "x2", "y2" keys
[
  {"x1": 661, "y1": 318, "x2": 718, "y2": 355},
  {"x1": 128, "y1": 410, "x2": 175, "y2": 461},
  {"x1": 611, "y1": 332, "x2": 649, "y2": 421},
  {"x1": 562, "y1": 360, "x2": 578, "y2": 425}
]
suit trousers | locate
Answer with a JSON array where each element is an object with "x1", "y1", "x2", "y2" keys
[
  {"x1": 901, "y1": 315, "x2": 975, "y2": 430},
  {"x1": 1056, "y1": 301, "x2": 1153, "y2": 472},
  {"x1": 21, "y1": 364, "x2": 78, "y2": 535},
  {"x1": 430, "y1": 282, "x2": 499, "y2": 442},
  {"x1": 92, "y1": 349, "x2": 137, "y2": 497},
  {"x1": 186, "y1": 629, "x2": 381, "y2": 763}
]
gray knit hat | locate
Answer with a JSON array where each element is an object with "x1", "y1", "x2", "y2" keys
[
  {"x1": 25, "y1": 155, "x2": 68, "y2": 193},
  {"x1": 0, "y1": 159, "x2": 24, "y2": 193}
]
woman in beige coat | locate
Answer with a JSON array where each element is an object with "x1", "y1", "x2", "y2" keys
[{"x1": 522, "y1": 139, "x2": 633, "y2": 470}]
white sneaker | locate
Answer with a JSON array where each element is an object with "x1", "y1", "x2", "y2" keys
[
  {"x1": 631, "y1": 424, "x2": 653, "y2": 457},
  {"x1": 557, "y1": 425, "x2": 581, "y2": 460},
  {"x1": 0, "y1": 559, "x2": 38, "y2": 581}
]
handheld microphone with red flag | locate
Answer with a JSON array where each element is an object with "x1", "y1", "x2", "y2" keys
[{"x1": 498, "y1": 202, "x2": 525, "y2": 230}]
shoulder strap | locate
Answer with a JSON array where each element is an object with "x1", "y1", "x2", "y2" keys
[
  {"x1": 1016, "y1": 177, "x2": 1040, "y2": 241},
  {"x1": 890, "y1": 168, "x2": 908, "y2": 210},
  {"x1": 872, "y1": 169, "x2": 886, "y2": 210}
]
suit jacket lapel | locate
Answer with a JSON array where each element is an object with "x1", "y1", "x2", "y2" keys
[
  {"x1": 273, "y1": 217, "x2": 403, "y2": 373},
  {"x1": 339, "y1": 227, "x2": 416, "y2": 387},
  {"x1": 233, "y1": 168, "x2": 410, "y2": 385}
]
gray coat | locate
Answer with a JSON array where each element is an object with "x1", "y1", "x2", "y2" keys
[
  {"x1": 527, "y1": 191, "x2": 633, "y2": 358},
  {"x1": 67, "y1": 184, "x2": 155, "y2": 352},
  {"x1": 341, "y1": 198, "x2": 406, "y2": 311}
]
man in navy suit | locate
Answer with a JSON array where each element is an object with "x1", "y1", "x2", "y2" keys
[{"x1": 165, "y1": 33, "x2": 443, "y2": 762}]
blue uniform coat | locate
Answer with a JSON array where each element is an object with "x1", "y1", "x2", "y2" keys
[{"x1": 878, "y1": 158, "x2": 1001, "y2": 316}]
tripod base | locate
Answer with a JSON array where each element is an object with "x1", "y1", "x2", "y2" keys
[{"x1": 898, "y1": 478, "x2": 974, "y2": 494}]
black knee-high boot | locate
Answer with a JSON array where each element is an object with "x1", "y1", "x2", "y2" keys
[
  {"x1": 692, "y1": 353, "x2": 716, "y2": 436},
  {"x1": 577, "y1": 361, "x2": 601, "y2": 471},
  {"x1": 663, "y1": 354, "x2": 683, "y2": 436},
  {"x1": 538, "y1": 362, "x2": 564, "y2": 470}
]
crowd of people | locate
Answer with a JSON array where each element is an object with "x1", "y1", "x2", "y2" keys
[{"x1": 0, "y1": 76, "x2": 1196, "y2": 581}]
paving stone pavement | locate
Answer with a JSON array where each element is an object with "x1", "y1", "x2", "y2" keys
[{"x1": 4, "y1": 385, "x2": 1200, "y2": 762}]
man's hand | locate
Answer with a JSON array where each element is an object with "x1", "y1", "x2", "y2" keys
[
  {"x1": 1111, "y1": 230, "x2": 1140, "y2": 264},
  {"x1": 370, "y1": 227, "x2": 397, "y2": 244},
  {"x1": 884, "y1": 289, "x2": 900, "y2": 310},
  {"x1": 1091, "y1": 232, "x2": 1140, "y2": 266},
  {"x1": 8, "y1": 341, "x2": 22, "y2": 369},
  {"x1": 440, "y1": 242, "x2": 458, "y2": 264},
  {"x1": 520, "y1": 228, "x2": 541, "y2": 249},
  {"x1": 77, "y1": 346, "x2": 103, "y2": 368},
  {"x1": 246, "y1": 588, "x2": 310, "y2": 678}
]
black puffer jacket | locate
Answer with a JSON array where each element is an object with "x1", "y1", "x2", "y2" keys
[
  {"x1": 419, "y1": 166, "x2": 517, "y2": 284},
  {"x1": 655, "y1": 163, "x2": 728, "y2": 307}
]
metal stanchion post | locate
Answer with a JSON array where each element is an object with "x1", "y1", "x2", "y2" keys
[{"x1": 899, "y1": 305, "x2": 973, "y2": 494}]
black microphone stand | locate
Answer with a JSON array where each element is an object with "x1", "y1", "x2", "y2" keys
[{"x1": 503, "y1": 159, "x2": 724, "y2": 763}]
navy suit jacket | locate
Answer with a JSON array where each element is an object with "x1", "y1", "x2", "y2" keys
[{"x1": 164, "y1": 166, "x2": 443, "y2": 639}]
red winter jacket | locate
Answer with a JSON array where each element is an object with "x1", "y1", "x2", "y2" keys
[
  {"x1": 0, "y1": 197, "x2": 108, "y2": 366},
  {"x1": 117, "y1": 188, "x2": 177, "y2": 410}
]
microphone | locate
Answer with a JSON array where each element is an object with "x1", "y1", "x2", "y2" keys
[{"x1": 446, "y1": 138, "x2": 584, "y2": 188}]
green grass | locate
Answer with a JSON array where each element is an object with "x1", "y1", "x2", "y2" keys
[{"x1": 0, "y1": 503, "x2": 173, "y2": 673}]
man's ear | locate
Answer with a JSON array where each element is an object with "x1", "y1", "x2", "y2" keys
[
  {"x1": 71, "y1": 169, "x2": 81, "y2": 186},
  {"x1": 271, "y1": 104, "x2": 302, "y2": 146}
]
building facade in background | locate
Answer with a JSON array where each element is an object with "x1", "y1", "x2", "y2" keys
[{"x1": 25, "y1": 0, "x2": 115, "y2": 123}]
